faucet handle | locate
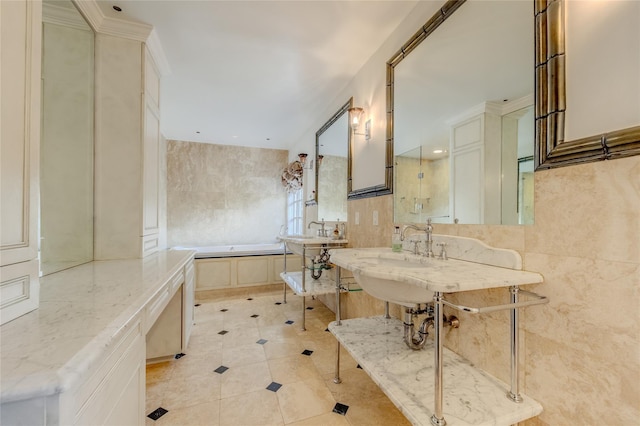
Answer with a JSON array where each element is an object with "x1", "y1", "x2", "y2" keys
[
  {"x1": 436, "y1": 242, "x2": 447, "y2": 260},
  {"x1": 411, "y1": 240, "x2": 420, "y2": 255}
]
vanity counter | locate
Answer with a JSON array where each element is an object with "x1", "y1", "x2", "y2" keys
[{"x1": 0, "y1": 249, "x2": 195, "y2": 405}]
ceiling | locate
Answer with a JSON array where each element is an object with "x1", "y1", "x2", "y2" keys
[{"x1": 93, "y1": 0, "x2": 420, "y2": 151}]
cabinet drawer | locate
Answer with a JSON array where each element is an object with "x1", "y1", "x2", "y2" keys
[
  {"x1": 169, "y1": 270, "x2": 184, "y2": 293},
  {"x1": 73, "y1": 320, "x2": 143, "y2": 422},
  {"x1": 145, "y1": 286, "x2": 171, "y2": 333}
]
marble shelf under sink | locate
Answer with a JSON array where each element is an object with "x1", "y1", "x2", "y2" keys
[
  {"x1": 329, "y1": 316, "x2": 542, "y2": 426},
  {"x1": 280, "y1": 270, "x2": 353, "y2": 296}
]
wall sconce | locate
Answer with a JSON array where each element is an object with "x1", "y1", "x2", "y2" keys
[
  {"x1": 298, "y1": 153, "x2": 313, "y2": 170},
  {"x1": 348, "y1": 107, "x2": 371, "y2": 140}
]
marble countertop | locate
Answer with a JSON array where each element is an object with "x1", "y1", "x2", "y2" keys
[
  {"x1": 329, "y1": 246, "x2": 543, "y2": 293},
  {"x1": 0, "y1": 249, "x2": 195, "y2": 403},
  {"x1": 330, "y1": 316, "x2": 543, "y2": 425},
  {"x1": 278, "y1": 235, "x2": 348, "y2": 245}
]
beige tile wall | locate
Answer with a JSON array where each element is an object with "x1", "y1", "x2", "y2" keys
[
  {"x1": 336, "y1": 155, "x2": 640, "y2": 424},
  {"x1": 167, "y1": 140, "x2": 289, "y2": 247}
]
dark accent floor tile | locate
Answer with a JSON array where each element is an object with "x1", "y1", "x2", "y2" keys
[
  {"x1": 357, "y1": 364, "x2": 363, "y2": 369},
  {"x1": 147, "y1": 407, "x2": 168, "y2": 420},
  {"x1": 220, "y1": 309, "x2": 228, "y2": 312},
  {"x1": 306, "y1": 306, "x2": 314, "y2": 310},
  {"x1": 256, "y1": 339, "x2": 268, "y2": 345},
  {"x1": 194, "y1": 303, "x2": 201, "y2": 307},
  {"x1": 174, "y1": 353, "x2": 186, "y2": 359},
  {"x1": 266, "y1": 382, "x2": 282, "y2": 392},
  {"x1": 285, "y1": 320, "x2": 294, "y2": 325},
  {"x1": 325, "y1": 328, "x2": 330, "y2": 332},
  {"x1": 333, "y1": 402, "x2": 349, "y2": 416},
  {"x1": 247, "y1": 298, "x2": 253, "y2": 300},
  {"x1": 218, "y1": 330, "x2": 229, "y2": 335},
  {"x1": 275, "y1": 302, "x2": 282, "y2": 305},
  {"x1": 251, "y1": 314, "x2": 259, "y2": 318},
  {"x1": 301, "y1": 349, "x2": 313, "y2": 356},
  {"x1": 214, "y1": 365, "x2": 229, "y2": 374}
]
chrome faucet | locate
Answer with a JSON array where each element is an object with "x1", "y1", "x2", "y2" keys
[
  {"x1": 401, "y1": 218, "x2": 434, "y2": 257},
  {"x1": 308, "y1": 219, "x2": 326, "y2": 237},
  {"x1": 424, "y1": 218, "x2": 434, "y2": 258}
]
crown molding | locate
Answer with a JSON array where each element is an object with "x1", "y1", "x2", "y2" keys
[
  {"x1": 43, "y1": 3, "x2": 91, "y2": 31},
  {"x1": 72, "y1": 0, "x2": 170, "y2": 75},
  {"x1": 146, "y1": 29, "x2": 172, "y2": 76}
]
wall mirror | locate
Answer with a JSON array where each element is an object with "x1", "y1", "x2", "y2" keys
[
  {"x1": 41, "y1": 0, "x2": 95, "y2": 275},
  {"x1": 536, "y1": 0, "x2": 639, "y2": 168},
  {"x1": 390, "y1": 0, "x2": 534, "y2": 225},
  {"x1": 315, "y1": 99, "x2": 351, "y2": 221}
]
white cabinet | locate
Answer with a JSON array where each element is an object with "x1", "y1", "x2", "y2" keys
[
  {"x1": 146, "y1": 259, "x2": 196, "y2": 360},
  {"x1": 70, "y1": 320, "x2": 145, "y2": 426},
  {"x1": 142, "y1": 48, "x2": 161, "y2": 254},
  {"x1": 0, "y1": 0, "x2": 41, "y2": 324},
  {"x1": 449, "y1": 104, "x2": 502, "y2": 224},
  {"x1": 195, "y1": 255, "x2": 302, "y2": 291},
  {"x1": 94, "y1": 37, "x2": 162, "y2": 260},
  {"x1": 183, "y1": 260, "x2": 195, "y2": 348}
]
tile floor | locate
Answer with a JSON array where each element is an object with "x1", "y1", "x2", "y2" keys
[{"x1": 145, "y1": 288, "x2": 411, "y2": 426}]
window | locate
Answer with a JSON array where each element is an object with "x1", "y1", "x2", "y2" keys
[{"x1": 286, "y1": 188, "x2": 303, "y2": 235}]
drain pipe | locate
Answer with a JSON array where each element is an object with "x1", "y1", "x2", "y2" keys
[
  {"x1": 403, "y1": 305, "x2": 434, "y2": 350},
  {"x1": 403, "y1": 305, "x2": 460, "y2": 350}
]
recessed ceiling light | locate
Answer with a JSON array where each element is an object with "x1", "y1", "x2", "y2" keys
[
  {"x1": 196, "y1": 131, "x2": 200, "y2": 134},
  {"x1": 433, "y1": 149, "x2": 443, "y2": 154},
  {"x1": 112, "y1": 5, "x2": 122, "y2": 12}
]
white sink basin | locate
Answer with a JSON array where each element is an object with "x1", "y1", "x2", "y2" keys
[
  {"x1": 328, "y1": 247, "x2": 543, "y2": 307},
  {"x1": 278, "y1": 235, "x2": 347, "y2": 258}
]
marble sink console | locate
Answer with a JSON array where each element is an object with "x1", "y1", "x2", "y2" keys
[
  {"x1": 278, "y1": 235, "x2": 348, "y2": 252},
  {"x1": 329, "y1": 235, "x2": 548, "y2": 426},
  {"x1": 277, "y1": 234, "x2": 347, "y2": 331},
  {"x1": 329, "y1": 239, "x2": 542, "y2": 305}
]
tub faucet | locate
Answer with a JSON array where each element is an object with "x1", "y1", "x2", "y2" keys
[{"x1": 308, "y1": 219, "x2": 326, "y2": 237}]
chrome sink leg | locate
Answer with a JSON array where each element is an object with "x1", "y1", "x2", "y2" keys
[
  {"x1": 431, "y1": 292, "x2": 446, "y2": 426},
  {"x1": 508, "y1": 285, "x2": 523, "y2": 402},
  {"x1": 333, "y1": 341, "x2": 342, "y2": 384},
  {"x1": 333, "y1": 265, "x2": 342, "y2": 384},
  {"x1": 283, "y1": 244, "x2": 287, "y2": 304},
  {"x1": 301, "y1": 296, "x2": 306, "y2": 331}
]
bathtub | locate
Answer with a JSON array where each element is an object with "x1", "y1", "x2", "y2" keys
[
  {"x1": 172, "y1": 243, "x2": 301, "y2": 291},
  {"x1": 173, "y1": 243, "x2": 287, "y2": 259}
]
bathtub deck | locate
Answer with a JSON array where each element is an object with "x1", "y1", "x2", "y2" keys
[
  {"x1": 329, "y1": 316, "x2": 542, "y2": 426},
  {"x1": 280, "y1": 270, "x2": 348, "y2": 296}
]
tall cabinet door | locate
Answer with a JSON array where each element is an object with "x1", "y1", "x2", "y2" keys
[
  {"x1": 0, "y1": 0, "x2": 41, "y2": 325},
  {"x1": 142, "y1": 48, "x2": 161, "y2": 256}
]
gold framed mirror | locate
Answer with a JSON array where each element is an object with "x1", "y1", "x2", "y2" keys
[
  {"x1": 314, "y1": 98, "x2": 352, "y2": 220},
  {"x1": 535, "y1": 0, "x2": 640, "y2": 169}
]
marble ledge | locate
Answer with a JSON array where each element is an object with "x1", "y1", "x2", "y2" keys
[
  {"x1": 0, "y1": 249, "x2": 195, "y2": 403},
  {"x1": 329, "y1": 316, "x2": 542, "y2": 426},
  {"x1": 280, "y1": 270, "x2": 346, "y2": 296},
  {"x1": 329, "y1": 248, "x2": 543, "y2": 294}
]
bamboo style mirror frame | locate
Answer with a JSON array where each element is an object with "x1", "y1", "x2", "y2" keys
[
  {"x1": 385, "y1": 0, "x2": 639, "y2": 194},
  {"x1": 535, "y1": 0, "x2": 640, "y2": 169},
  {"x1": 313, "y1": 98, "x2": 352, "y2": 219}
]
